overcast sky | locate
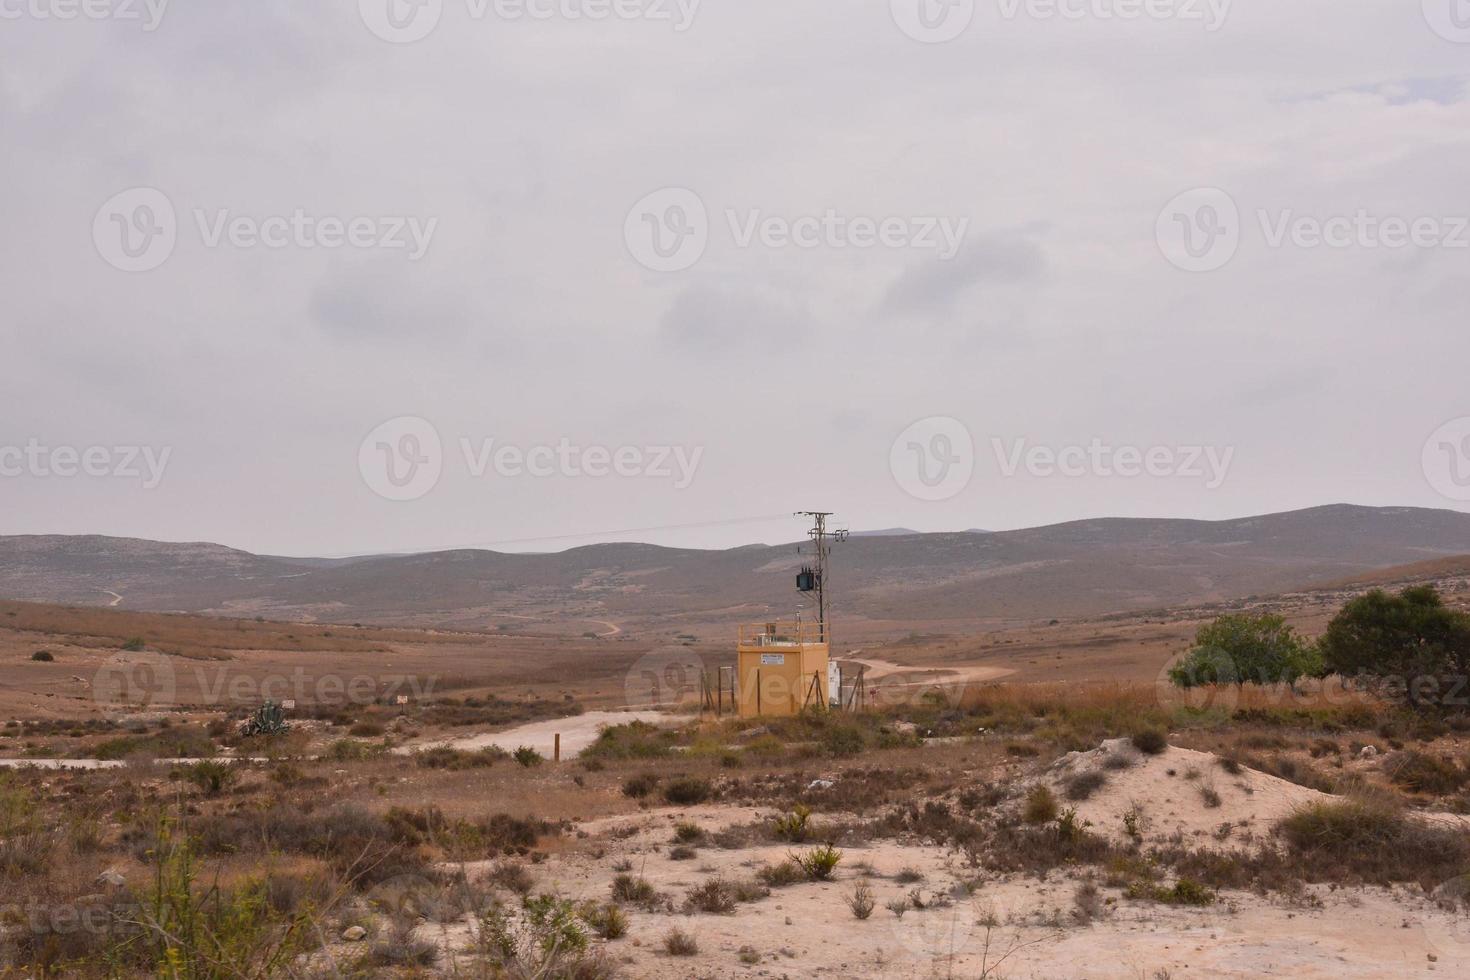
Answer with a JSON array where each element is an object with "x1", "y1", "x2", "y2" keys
[{"x1": 2, "y1": 1, "x2": 1468, "y2": 557}]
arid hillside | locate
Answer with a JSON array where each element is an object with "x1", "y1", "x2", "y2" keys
[{"x1": 5, "y1": 504, "x2": 1470, "y2": 635}]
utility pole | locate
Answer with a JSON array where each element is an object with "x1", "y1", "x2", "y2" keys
[{"x1": 796, "y1": 511, "x2": 848, "y2": 644}]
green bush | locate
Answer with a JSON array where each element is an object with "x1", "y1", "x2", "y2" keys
[
  {"x1": 1168, "y1": 613, "x2": 1320, "y2": 689},
  {"x1": 793, "y1": 844, "x2": 841, "y2": 880},
  {"x1": 29, "y1": 651, "x2": 52, "y2": 662},
  {"x1": 513, "y1": 746, "x2": 543, "y2": 768},
  {"x1": 1319, "y1": 586, "x2": 1470, "y2": 708}
]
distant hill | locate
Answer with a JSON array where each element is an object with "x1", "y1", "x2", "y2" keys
[{"x1": 5, "y1": 505, "x2": 1470, "y2": 633}]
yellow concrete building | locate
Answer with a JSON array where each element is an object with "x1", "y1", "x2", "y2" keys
[{"x1": 735, "y1": 620, "x2": 829, "y2": 717}]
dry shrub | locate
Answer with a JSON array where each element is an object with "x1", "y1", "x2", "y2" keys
[
  {"x1": 1065, "y1": 771, "x2": 1108, "y2": 801},
  {"x1": 1385, "y1": 751, "x2": 1467, "y2": 796},
  {"x1": 663, "y1": 927, "x2": 698, "y2": 956},
  {"x1": 1277, "y1": 797, "x2": 1470, "y2": 887},
  {"x1": 683, "y1": 877, "x2": 738, "y2": 914},
  {"x1": 1023, "y1": 785, "x2": 1059, "y2": 824}
]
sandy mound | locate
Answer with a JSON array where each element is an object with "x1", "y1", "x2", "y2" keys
[{"x1": 1044, "y1": 738, "x2": 1332, "y2": 849}]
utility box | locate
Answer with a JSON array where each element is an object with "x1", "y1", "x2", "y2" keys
[{"x1": 736, "y1": 621, "x2": 829, "y2": 718}]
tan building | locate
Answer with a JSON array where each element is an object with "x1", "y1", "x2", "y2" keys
[{"x1": 735, "y1": 620, "x2": 830, "y2": 717}]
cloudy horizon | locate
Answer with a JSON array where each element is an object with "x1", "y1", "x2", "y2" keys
[{"x1": 3, "y1": 2, "x2": 1469, "y2": 557}]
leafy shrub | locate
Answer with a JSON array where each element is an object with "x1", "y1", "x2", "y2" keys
[
  {"x1": 579, "y1": 901, "x2": 627, "y2": 940},
  {"x1": 772, "y1": 804, "x2": 812, "y2": 842},
  {"x1": 583, "y1": 721, "x2": 678, "y2": 760},
  {"x1": 669, "y1": 845, "x2": 697, "y2": 861},
  {"x1": 121, "y1": 637, "x2": 146, "y2": 652},
  {"x1": 180, "y1": 759, "x2": 238, "y2": 797},
  {"x1": 30, "y1": 651, "x2": 52, "y2": 662},
  {"x1": 793, "y1": 844, "x2": 841, "y2": 880},
  {"x1": 513, "y1": 746, "x2": 543, "y2": 768},
  {"x1": 1168, "y1": 613, "x2": 1319, "y2": 688},
  {"x1": 1319, "y1": 586, "x2": 1470, "y2": 708}
]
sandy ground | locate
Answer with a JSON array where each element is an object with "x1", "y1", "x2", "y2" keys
[
  {"x1": 1044, "y1": 739, "x2": 1470, "y2": 850},
  {"x1": 398, "y1": 799, "x2": 1470, "y2": 978},
  {"x1": 394, "y1": 710, "x2": 675, "y2": 759}
]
